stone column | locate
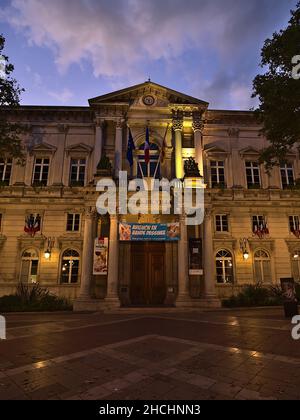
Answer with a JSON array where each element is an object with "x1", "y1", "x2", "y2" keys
[
  {"x1": 105, "y1": 215, "x2": 120, "y2": 308},
  {"x1": 193, "y1": 112, "x2": 204, "y2": 176},
  {"x1": 203, "y1": 209, "x2": 220, "y2": 306},
  {"x1": 93, "y1": 118, "x2": 104, "y2": 175},
  {"x1": 53, "y1": 124, "x2": 68, "y2": 186},
  {"x1": 115, "y1": 119, "x2": 123, "y2": 178},
  {"x1": 173, "y1": 112, "x2": 184, "y2": 179},
  {"x1": 176, "y1": 214, "x2": 192, "y2": 306},
  {"x1": 78, "y1": 208, "x2": 96, "y2": 299}
]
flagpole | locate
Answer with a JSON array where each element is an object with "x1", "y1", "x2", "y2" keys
[{"x1": 153, "y1": 123, "x2": 170, "y2": 179}]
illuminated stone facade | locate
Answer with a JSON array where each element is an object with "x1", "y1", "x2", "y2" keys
[{"x1": 0, "y1": 81, "x2": 299, "y2": 310}]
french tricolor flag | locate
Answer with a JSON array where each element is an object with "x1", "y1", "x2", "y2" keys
[{"x1": 144, "y1": 126, "x2": 150, "y2": 165}]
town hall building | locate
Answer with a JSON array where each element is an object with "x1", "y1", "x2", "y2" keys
[{"x1": 0, "y1": 81, "x2": 300, "y2": 311}]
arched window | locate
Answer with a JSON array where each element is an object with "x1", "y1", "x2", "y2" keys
[
  {"x1": 254, "y1": 250, "x2": 272, "y2": 283},
  {"x1": 291, "y1": 250, "x2": 300, "y2": 282},
  {"x1": 137, "y1": 143, "x2": 160, "y2": 179},
  {"x1": 216, "y1": 250, "x2": 234, "y2": 284},
  {"x1": 61, "y1": 249, "x2": 80, "y2": 284},
  {"x1": 20, "y1": 249, "x2": 39, "y2": 284}
]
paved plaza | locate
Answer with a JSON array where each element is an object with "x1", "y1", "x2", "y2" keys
[{"x1": 0, "y1": 308, "x2": 299, "y2": 400}]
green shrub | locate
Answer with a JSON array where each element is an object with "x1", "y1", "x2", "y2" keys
[
  {"x1": 222, "y1": 283, "x2": 283, "y2": 308},
  {"x1": 0, "y1": 283, "x2": 72, "y2": 312}
]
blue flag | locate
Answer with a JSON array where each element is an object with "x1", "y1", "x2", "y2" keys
[{"x1": 127, "y1": 129, "x2": 135, "y2": 167}]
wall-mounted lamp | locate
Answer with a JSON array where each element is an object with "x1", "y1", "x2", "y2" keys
[
  {"x1": 240, "y1": 238, "x2": 250, "y2": 261},
  {"x1": 44, "y1": 237, "x2": 55, "y2": 260},
  {"x1": 293, "y1": 251, "x2": 299, "y2": 260}
]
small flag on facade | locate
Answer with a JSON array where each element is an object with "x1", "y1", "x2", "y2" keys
[
  {"x1": 126, "y1": 128, "x2": 135, "y2": 167},
  {"x1": 144, "y1": 126, "x2": 150, "y2": 165}
]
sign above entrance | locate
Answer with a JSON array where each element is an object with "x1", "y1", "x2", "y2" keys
[{"x1": 119, "y1": 223, "x2": 180, "y2": 242}]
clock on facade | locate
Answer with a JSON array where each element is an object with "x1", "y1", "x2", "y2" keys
[{"x1": 143, "y1": 95, "x2": 155, "y2": 106}]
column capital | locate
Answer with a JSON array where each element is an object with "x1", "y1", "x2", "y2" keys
[
  {"x1": 57, "y1": 124, "x2": 69, "y2": 134},
  {"x1": 95, "y1": 118, "x2": 105, "y2": 128},
  {"x1": 205, "y1": 208, "x2": 213, "y2": 219},
  {"x1": 227, "y1": 127, "x2": 240, "y2": 138},
  {"x1": 172, "y1": 110, "x2": 184, "y2": 132},
  {"x1": 84, "y1": 207, "x2": 98, "y2": 220},
  {"x1": 192, "y1": 111, "x2": 205, "y2": 132},
  {"x1": 109, "y1": 214, "x2": 119, "y2": 223},
  {"x1": 116, "y1": 118, "x2": 125, "y2": 130}
]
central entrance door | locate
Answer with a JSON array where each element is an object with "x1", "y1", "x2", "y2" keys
[{"x1": 130, "y1": 242, "x2": 166, "y2": 306}]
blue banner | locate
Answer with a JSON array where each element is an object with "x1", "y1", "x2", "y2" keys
[{"x1": 119, "y1": 223, "x2": 180, "y2": 242}]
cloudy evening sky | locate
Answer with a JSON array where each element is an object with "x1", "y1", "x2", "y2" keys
[{"x1": 0, "y1": 0, "x2": 297, "y2": 109}]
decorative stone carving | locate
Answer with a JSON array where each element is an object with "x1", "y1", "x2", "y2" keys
[
  {"x1": 192, "y1": 111, "x2": 204, "y2": 132},
  {"x1": 17, "y1": 234, "x2": 46, "y2": 251},
  {"x1": 172, "y1": 110, "x2": 184, "y2": 131},
  {"x1": 116, "y1": 118, "x2": 125, "y2": 129},
  {"x1": 84, "y1": 207, "x2": 98, "y2": 220},
  {"x1": 227, "y1": 128, "x2": 240, "y2": 138},
  {"x1": 213, "y1": 239, "x2": 237, "y2": 252},
  {"x1": 58, "y1": 236, "x2": 83, "y2": 251},
  {"x1": 57, "y1": 124, "x2": 69, "y2": 134},
  {"x1": 248, "y1": 239, "x2": 275, "y2": 253},
  {"x1": 285, "y1": 240, "x2": 300, "y2": 254}
]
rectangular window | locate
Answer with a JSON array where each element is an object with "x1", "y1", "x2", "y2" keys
[
  {"x1": 252, "y1": 215, "x2": 269, "y2": 235},
  {"x1": 70, "y1": 159, "x2": 86, "y2": 186},
  {"x1": 246, "y1": 162, "x2": 261, "y2": 188},
  {"x1": 33, "y1": 158, "x2": 50, "y2": 186},
  {"x1": 210, "y1": 161, "x2": 225, "y2": 188},
  {"x1": 66, "y1": 213, "x2": 81, "y2": 232},
  {"x1": 289, "y1": 216, "x2": 300, "y2": 233},
  {"x1": 281, "y1": 164, "x2": 295, "y2": 189},
  {"x1": 0, "y1": 159, "x2": 12, "y2": 185},
  {"x1": 215, "y1": 215, "x2": 229, "y2": 232}
]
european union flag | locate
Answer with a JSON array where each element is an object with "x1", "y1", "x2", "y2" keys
[{"x1": 127, "y1": 129, "x2": 135, "y2": 167}]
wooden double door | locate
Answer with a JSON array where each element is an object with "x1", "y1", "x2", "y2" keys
[{"x1": 130, "y1": 242, "x2": 166, "y2": 306}]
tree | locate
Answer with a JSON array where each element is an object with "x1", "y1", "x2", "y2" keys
[
  {"x1": 0, "y1": 34, "x2": 25, "y2": 161},
  {"x1": 252, "y1": 2, "x2": 300, "y2": 170}
]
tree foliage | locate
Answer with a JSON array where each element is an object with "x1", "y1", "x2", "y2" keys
[
  {"x1": 0, "y1": 34, "x2": 25, "y2": 161},
  {"x1": 252, "y1": 3, "x2": 300, "y2": 170}
]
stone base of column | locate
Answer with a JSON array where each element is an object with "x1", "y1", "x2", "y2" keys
[
  {"x1": 73, "y1": 297, "x2": 105, "y2": 312},
  {"x1": 104, "y1": 295, "x2": 121, "y2": 310}
]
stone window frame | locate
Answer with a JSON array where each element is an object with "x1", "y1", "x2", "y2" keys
[
  {"x1": 64, "y1": 210, "x2": 83, "y2": 234},
  {"x1": 253, "y1": 248, "x2": 273, "y2": 285},
  {"x1": 65, "y1": 143, "x2": 93, "y2": 187},
  {"x1": 214, "y1": 213, "x2": 231, "y2": 236},
  {"x1": 59, "y1": 248, "x2": 81, "y2": 285},
  {"x1": 32, "y1": 156, "x2": 51, "y2": 187},
  {"x1": 29, "y1": 142, "x2": 57, "y2": 187},
  {"x1": 280, "y1": 162, "x2": 296, "y2": 190},
  {"x1": 0, "y1": 158, "x2": 13, "y2": 186},
  {"x1": 215, "y1": 248, "x2": 235, "y2": 285},
  {"x1": 204, "y1": 147, "x2": 229, "y2": 189},
  {"x1": 19, "y1": 246, "x2": 41, "y2": 284}
]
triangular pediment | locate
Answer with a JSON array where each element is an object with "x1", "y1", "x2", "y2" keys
[
  {"x1": 204, "y1": 145, "x2": 228, "y2": 155},
  {"x1": 89, "y1": 81, "x2": 209, "y2": 108},
  {"x1": 32, "y1": 142, "x2": 57, "y2": 153},
  {"x1": 240, "y1": 147, "x2": 260, "y2": 156},
  {"x1": 66, "y1": 143, "x2": 93, "y2": 155}
]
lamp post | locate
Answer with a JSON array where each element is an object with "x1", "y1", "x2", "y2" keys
[
  {"x1": 240, "y1": 238, "x2": 250, "y2": 261},
  {"x1": 44, "y1": 237, "x2": 55, "y2": 260}
]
